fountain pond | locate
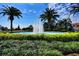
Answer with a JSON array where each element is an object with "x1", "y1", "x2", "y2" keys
[{"x1": 13, "y1": 19, "x2": 66, "y2": 34}]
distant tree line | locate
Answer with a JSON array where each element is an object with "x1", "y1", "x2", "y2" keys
[{"x1": 43, "y1": 18, "x2": 74, "y2": 32}]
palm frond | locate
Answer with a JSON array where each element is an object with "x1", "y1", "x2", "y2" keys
[
  {"x1": 40, "y1": 8, "x2": 59, "y2": 22},
  {"x1": 0, "y1": 6, "x2": 22, "y2": 19}
]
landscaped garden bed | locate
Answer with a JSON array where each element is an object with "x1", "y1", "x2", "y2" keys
[
  {"x1": 0, "y1": 32, "x2": 79, "y2": 56},
  {"x1": 1, "y1": 40, "x2": 79, "y2": 56}
]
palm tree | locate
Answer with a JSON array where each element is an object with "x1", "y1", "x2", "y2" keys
[
  {"x1": 40, "y1": 8, "x2": 59, "y2": 30},
  {"x1": 57, "y1": 18, "x2": 73, "y2": 31},
  {"x1": 69, "y1": 5, "x2": 79, "y2": 16},
  {"x1": 63, "y1": 18, "x2": 72, "y2": 31},
  {"x1": 0, "y1": 6, "x2": 22, "y2": 32}
]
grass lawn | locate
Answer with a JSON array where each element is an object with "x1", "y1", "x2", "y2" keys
[{"x1": 0, "y1": 32, "x2": 79, "y2": 56}]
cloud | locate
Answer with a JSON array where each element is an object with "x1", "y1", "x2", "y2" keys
[
  {"x1": 33, "y1": 11, "x2": 36, "y2": 13},
  {"x1": 21, "y1": 9, "x2": 37, "y2": 14},
  {"x1": 48, "y1": 3, "x2": 79, "y2": 23},
  {"x1": 28, "y1": 9, "x2": 32, "y2": 13},
  {"x1": 28, "y1": 9, "x2": 37, "y2": 14},
  {"x1": 21, "y1": 9, "x2": 27, "y2": 13},
  {"x1": 48, "y1": 3, "x2": 56, "y2": 9},
  {"x1": 48, "y1": 3, "x2": 71, "y2": 19}
]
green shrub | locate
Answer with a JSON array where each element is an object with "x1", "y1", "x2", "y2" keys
[
  {"x1": 1, "y1": 39, "x2": 79, "y2": 56},
  {"x1": 2, "y1": 48, "x2": 19, "y2": 56},
  {"x1": 0, "y1": 32, "x2": 79, "y2": 56},
  {"x1": 43, "y1": 49, "x2": 63, "y2": 56},
  {"x1": 0, "y1": 40, "x2": 63, "y2": 56},
  {"x1": 0, "y1": 32, "x2": 79, "y2": 41},
  {"x1": 50, "y1": 42, "x2": 79, "y2": 55}
]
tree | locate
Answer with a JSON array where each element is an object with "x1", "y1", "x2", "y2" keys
[
  {"x1": 66, "y1": 5, "x2": 79, "y2": 31},
  {"x1": 40, "y1": 8, "x2": 59, "y2": 30},
  {"x1": 69, "y1": 5, "x2": 79, "y2": 17},
  {"x1": 17, "y1": 25, "x2": 21, "y2": 30},
  {"x1": 22, "y1": 25, "x2": 33, "y2": 31},
  {"x1": 56, "y1": 20, "x2": 64, "y2": 31},
  {"x1": 63, "y1": 18, "x2": 72, "y2": 31},
  {"x1": 1, "y1": 26, "x2": 8, "y2": 31},
  {"x1": 0, "y1": 6, "x2": 22, "y2": 32},
  {"x1": 56, "y1": 18, "x2": 73, "y2": 31},
  {"x1": 15, "y1": 25, "x2": 21, "y2": 30}
]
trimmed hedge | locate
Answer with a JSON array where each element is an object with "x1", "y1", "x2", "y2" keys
[{"x1": 0, "y1": 32, "x2": 79, "y2": 42}]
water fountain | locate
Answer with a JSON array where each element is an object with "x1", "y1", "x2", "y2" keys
[
  {"x1": 13, "y1": 19, "x2": 65, "y2": 34},
  {"x1": 33, "y1": 19, "x2": 44, "y2": 33}
]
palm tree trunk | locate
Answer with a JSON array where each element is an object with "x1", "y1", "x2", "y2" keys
[
  {"x1": 48, "y1": 23, "x2": 51, "y2": 30},
  {"x1": 10, "y1": 20, "x2": 13, "y2": 32},
  {"x1": 48, "y1": 19, "x2": 51, "y2": 31},
  {"x1": 9, "y1": 16, "x2": 14, "y2": 32}
]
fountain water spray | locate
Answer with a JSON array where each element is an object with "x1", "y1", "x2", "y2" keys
[{"x1": 33, "y1": 19, "x2": 44, "y2": 33}]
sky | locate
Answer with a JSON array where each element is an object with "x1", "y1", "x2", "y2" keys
[{"x1": 0, "y1": 3, "x2": 79, "y2": 28}]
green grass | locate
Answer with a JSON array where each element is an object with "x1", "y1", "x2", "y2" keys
[{"x1": 0, "y1": 32, "x2": 79, "y2": 56}]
